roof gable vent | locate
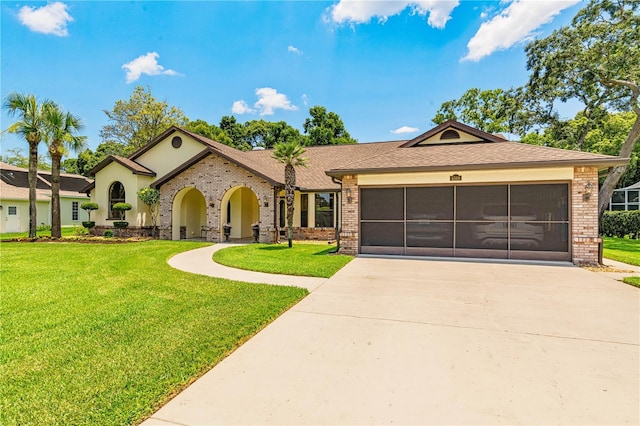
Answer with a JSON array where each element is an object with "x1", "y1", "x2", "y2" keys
[{"x1": 440, "y1": 129, "x2": 460, "y2": 140}]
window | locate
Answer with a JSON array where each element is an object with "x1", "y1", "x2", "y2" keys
[
  {"x1": 300, "y1": 194, "x2": 309, "y2": 227},
  {"x1": 314, "y1": 193, "x2": 334, "y2": 228},
  {"x1": 72, "y1": 201, "x2": 79, "y2": 220},
  {"x1": 8, "y1": 206, "x2": 17, "y2": 215},
  {"x1": 109, "y1": 181, "x2": 126, "y2": 219}
]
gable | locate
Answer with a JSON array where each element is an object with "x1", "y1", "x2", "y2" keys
[
  {"x1": 132, "y1": 130, "x2": 208, "y2": 178},
  {"x1": 400, "y1": 120, "x2": 506, "y2": 147}
]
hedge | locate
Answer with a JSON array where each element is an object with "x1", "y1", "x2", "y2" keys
[{"x1": 600, "y1": 210, "x2": 640, "y2": 239}]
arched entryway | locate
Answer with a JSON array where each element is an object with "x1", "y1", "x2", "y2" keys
[
  {"x1": 172, "y1": 187, "x2": 207, "y2": 240},
  {"x1": 220, "y1": 186, "x2": 260, "y2": 240}
]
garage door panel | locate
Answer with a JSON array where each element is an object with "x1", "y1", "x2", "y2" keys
[
  {"x1": 511, "y1": 184, "x2": 569, "y2": 221},
  {"x1": 406, "y1": 222, "x2": 453, "y2": 248},
  {"x1": 361, "y1": 222, "x2": 404, "y2": 247},
  {"x1": 406, "y1": 187, "x2": 453, "y2": 220},
  {"x1": 457, "y1": 185, "x2": 508, "y2": 221},
  {"x1": 361, "y1": 188, "x2": 403, "y2": 220},
  {"x1": 510, "y1": 222, "x2": 569, "y2": 252},
  {"x1": 456, "y1": 221, "x2": 509, "y2": 250}
]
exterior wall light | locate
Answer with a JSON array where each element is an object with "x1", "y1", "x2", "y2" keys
[
  {"x1": 263, "y1": 195, "x2": 269, "y2": 207},
  {"x1": 208, "y1": 196, "x2": 215, "y2": 207},
  {"x1": 584, "y1": 182, "x2": 593, "y2": 201},
  {"x1": 345, "y1": 187, "x2": 352, "y2": 204}
]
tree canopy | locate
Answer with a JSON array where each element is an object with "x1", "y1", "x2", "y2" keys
[
  {"x1": 303, "y1": 105, "x2": 357, "y2": 146},
  {"x1": 100, "y1": 85, "x2": 188, "y2": 150}
]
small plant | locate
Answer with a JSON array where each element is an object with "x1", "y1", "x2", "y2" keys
[
  {"x1": 137, "y1": 187, "x2": 160, "y2": 237},
  {"x1": 103, "y1": 229, "x2": 114, "y2": 238},
  {"x1": 73, "y1": 225, "x2": 89, "y2": 236},
  {"x1": 36, "y1": 224, "x2": 52, "y2": 232}
]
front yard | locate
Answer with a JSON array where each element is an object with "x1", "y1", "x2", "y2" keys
[{"x1": 0, "y1": 241, "x2": 307, "y2": 426}]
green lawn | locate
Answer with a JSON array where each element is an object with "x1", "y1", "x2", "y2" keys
[
  {"x1": 0, "y1": 241, "x2": 307, "y2": 426},
  {"x1": 213, "y1": 243, "x2": 353, "y2": 278},
  {"x1": 0, "y1": 227, "x2": 77, "y2": 240},
  {"x1": 603, "y1": 236, "x2": 640, "y2": 266},
  {"x1": 623, "y1": 276, "x2": 640, "y2": 288}
]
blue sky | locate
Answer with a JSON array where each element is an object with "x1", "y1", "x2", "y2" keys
[{"x1": 1, "y1": 0, "x2": 584, "y2": 155}]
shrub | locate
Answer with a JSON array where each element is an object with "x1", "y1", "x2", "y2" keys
[
  {"x1": 73, "y1": 225, "x2": 89, "y2": 236},
  {"x1": 112, "y1": 202, "x2": 132, "y2": 220},
  {"x1": 36, "y1": 224, "x2": 52, "y2": 232},
  {"x1": 600, "y1": 211, "x2": 640, "y2": 239},
  {"x1": 103, "y1": 229, "x2": 114, "y2": 238},
  {"x1": 80, "y1": 202, "x2": 99, "y2": 221}
]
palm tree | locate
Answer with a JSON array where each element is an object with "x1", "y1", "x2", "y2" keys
[
  {"x1": 43, "y1": 103, "x2": 86, "y2": 238},
  {"x1": 272, "y1": 139, "x2": 308, "y2": 248},
  {"x1": 3, "y1": 93, "x2": 54, "y2": 238}
]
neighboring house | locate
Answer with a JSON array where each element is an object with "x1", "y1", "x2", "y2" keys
[
  {"x1": 85, "y1": 120, "x2": 627, "y2": 265},
  {"x1": 609, "y1": 181, "x2": 639, "y2": 211},
  {"x1": 0, "y1": 162, "x2": 92, "y2": 233}
]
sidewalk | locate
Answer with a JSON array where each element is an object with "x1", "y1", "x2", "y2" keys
[
  {"x1": 167, "y1": 243, "x2": 327, "y2": 291},
  {"x1": 598, "y1": 257, "x2": 640, "y2": 281}
]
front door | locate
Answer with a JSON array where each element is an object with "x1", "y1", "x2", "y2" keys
[{"x1": 5, "y1": 205, "x2": 20, "y2": 233}]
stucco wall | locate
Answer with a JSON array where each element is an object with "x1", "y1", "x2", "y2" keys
[
  {"x1": 134, "y1": 133, "x2": 206, "y2": 179},
  {"x1": 91, "y1": 162, "x2": 154, "y2": 227}
]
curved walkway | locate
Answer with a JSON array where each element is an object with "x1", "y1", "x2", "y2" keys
[{"x1": 167, "y1": 243, "x2": 327, "y2": 291}]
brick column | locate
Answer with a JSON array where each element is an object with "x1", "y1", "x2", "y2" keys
[
  {"x1": 572, "y1": 166, "x2": 600, "y2": 265},
  {"x1": 340, "y1": 175, "x2": 359, "y2": 255}
]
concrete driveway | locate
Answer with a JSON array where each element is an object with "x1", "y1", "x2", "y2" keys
[{"x1": 144, "y1": 257, "x2": 639, "y2": 425}]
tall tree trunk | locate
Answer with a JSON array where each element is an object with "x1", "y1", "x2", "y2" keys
[
  {"x1": 598, "y1": 114, "x2": 640, "y2": 215},
  {"x1": 50, "y1": 147, "x2": 62, "y2": 239},
  {"x1": 285, "y1": 164, "x2": 295, "y2": 248},
  {"x1": 28, "y1": 141, "x2": 38, "y2": 238}
]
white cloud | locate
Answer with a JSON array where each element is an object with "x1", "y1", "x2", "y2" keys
[
  {"x1": 327, "y1": 1, "x2": 459, "y2": 29},
  {"x1": 462, "y1": 0, "x2": 581, "y2": 62},
  {"x1": 301, "y1": 94, "x2": 309, "y2": 107},
  {"x1": 253, "y1": 87, "x2": 297, "y2": 116},
  {"x1": 231, "y1": 100, "x2": 255, "y2": 114},
  {"x1": 18, "y1": 2, "x2": 73, "y2": 36},
  {"x1": 121, "y1": 52, "x2": 182, "y2": 83},
  {"x1": 391, "y1": 126, "x2": 419, "y2": 134},
  {"x1": 288, "y1": 45, "x2": 303, "y2": 55}
]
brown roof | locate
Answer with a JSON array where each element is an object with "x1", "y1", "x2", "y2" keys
[
  {"x1": 88, "y1": 155, "x2": 155, "y2": 177},
  {"x1": 326, "y1": 140, "x2": 629, "y2": 177},
  {"x1": 151, "y1": 127, "x2": 405, "y2": 191},
  {"x1": 0, "y1": 161, "x2": 92, "y2": 200},
  {"x1": 113, "y1": 121, "x2": 630, "y2": 193}
]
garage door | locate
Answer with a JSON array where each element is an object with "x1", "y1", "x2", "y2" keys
[{"x1": 360, "y1": 183, "x2": 570, "y2": 261}]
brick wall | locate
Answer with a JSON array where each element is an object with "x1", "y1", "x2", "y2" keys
[
  {"x1": 157, "y1": 153, "x2": 276, "y2": 243},
  {"x1": 339, "y1": 175, "x2": 359, "y2": 255},
  {"x1": 571, "y1": 166, "x2": 600, "y2": 265},
  {"x1": 277, "y1": 227, "x2": 337, "y2": 241}
]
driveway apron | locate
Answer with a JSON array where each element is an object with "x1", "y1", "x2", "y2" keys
[{"x1": 144, "y1": 257, "x2": 640, "y2": 425}]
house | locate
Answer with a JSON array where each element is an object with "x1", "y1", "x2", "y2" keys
[
  {"x1": 84, "y1": 120, "x2": 628, "y2": 265},
  {"x1": 0, "y1": 161, "x2": 93, "y2": 233},
  {"x1": 609, "y1": 181, "x2": 639, "y2": 211}
]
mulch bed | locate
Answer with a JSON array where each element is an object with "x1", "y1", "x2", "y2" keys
[{"x1": 1, "y1": 236, "x2": 152, "y2": 244}]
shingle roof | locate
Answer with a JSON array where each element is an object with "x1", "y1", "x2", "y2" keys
[
  {"x1": 0, "y1": 161, "x2": 92, "y2": 200},
  {"x1": 123, "y1": 122, "x2": 630, "y2": 193},
  {"x1": 88, "y1": 155, "x2": 155, "y2": 177},
  {"x1": 326, "y1": 140, "x2": 629, "y2": 177}
]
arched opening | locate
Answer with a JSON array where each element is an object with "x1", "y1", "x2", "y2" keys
[
  {"x1": 109, "y1": 181, "x2": 126, "y2": 219},
  {"x1": 171, "y1": 187, "x2": 206, "y2": 240},
  {"x1": 220, "y1": 186, "x2": 260, "y2": 240}
]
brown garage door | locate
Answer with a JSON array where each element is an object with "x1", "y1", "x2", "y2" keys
[{"x1": 360, "y1": 183, "x2": 570, "y2": 261}]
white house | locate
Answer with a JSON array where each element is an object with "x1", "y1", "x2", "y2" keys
[{"x1": 0, "y1": 162, "x2": 92, "y2": 233}]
